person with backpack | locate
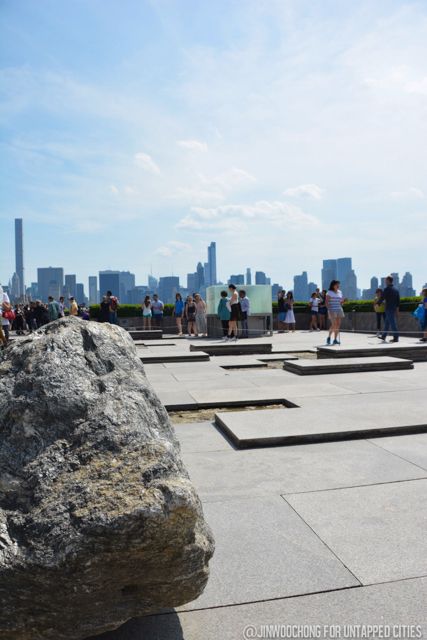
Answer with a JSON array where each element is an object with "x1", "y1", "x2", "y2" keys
[
  {"x1": 48, "y1": 296, "x2": 60, "y2": 322},
  {"x1": 106, "y1": 291, "x2": 119, "y2": 324},
  {"x1": 217, "y1": 290, "x2": 231, "y2": 339},
  {"x1": 239, "y1": 289, "x2": 250, "y2": 338},
  {"x1": 414, "y1": 287, "x2": 427, "y2": 343},
  {"x1": 378, "y1": 276, "x2": 400, "y2": 343}
]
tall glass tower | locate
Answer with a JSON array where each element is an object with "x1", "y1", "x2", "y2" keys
[{"x1": 15, "y1": 218, "x2": 24, "y2": 298}]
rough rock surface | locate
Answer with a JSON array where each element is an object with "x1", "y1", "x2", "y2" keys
[{"x1": 0, "y1": 318, "x2": 214, "y2": 640}]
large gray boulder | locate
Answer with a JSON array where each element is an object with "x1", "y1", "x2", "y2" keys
[{"x1": 0, "y1": 318, "x2": 214, "y2": 640}]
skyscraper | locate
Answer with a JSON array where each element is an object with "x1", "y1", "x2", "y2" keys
[
  {"x1": 159, "y1": 276, "x2": 180, "y2": 303},
  {"x1": 37, "y1": 267, "x2": 64, "y2": 301},
  {"x1": 99, "y1": 270, "x2": 135, "y2": 302},
  {"x1": 255, "y1": 271, "x2": 268, "y2": 285},
  {"x1": 88, "y1": 276, "x2": 98, "y2": 304},
  {"x1": 14, "y1": 218, "x2": 24, "y2": 298},
  {"x1": 207, "y1": 242, "x2": 217, "y2": 286},
  {"x1": 64, "y1": 274, "x2": 77, "y2": 299},
  {"x1": 246, "y1": 268, "x2": 252, "y2": 285},
  {"x1": 75, "y1": 283, "x2": 86, "y2": 303},
  {"x1": 321, "y1": 259, "x2": 337, "y2": 290},
  {"x1": 293, "y1": 272, "x2": 309, "y2": 301},
  {"x1": 228, "y1": 274, "x2": 245, "y2": 285}
]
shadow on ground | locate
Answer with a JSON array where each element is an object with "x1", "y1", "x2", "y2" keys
[{"x1": 86, "y1": 611, "x2": 184, "y2": 640}]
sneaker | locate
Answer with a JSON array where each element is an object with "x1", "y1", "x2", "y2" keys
[
  {"x1": 378, "y1": 335, "x2": 386, "y2": 341},
  {"x1": 326, "y1": 337, "x2": 331, "y2": 345},
  {"x1": 391, "y1": 339, "x2": 399, "y2": 343},
  {"x1": 316, "y1": 328, "x2": 321, "y2": 331}
]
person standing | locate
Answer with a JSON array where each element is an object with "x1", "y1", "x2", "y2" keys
[
  {"x1": 418, "y1": 288, "x2": 427, "y2": 343},
  {"x1": 309, "y1": 292, "x2": 320, "y2": 331},
  {"x1": 69, "y1": 297, "x2": 79, "y2": 317},
  {"x1": 318, "y1": 289, "x2": 327, "y2": 330},
  {"x1": 277, "y1": 290, "x2": 287, "y2": 333},
  {"x1": 151, "y1": 294, "x2": 164, "y2": 329},
  {"x1": 99, "y1": 296, "x2": 110, "y2": 323},
  {"x1": 379, "y1": 276, "x2": 400, "y2": 343},
  {"x1": 194, "y1": 294, "x2": 207, "y2": 337},
  {"x1": 227, "y1": 284, "x2": 240, "y2": 341},
  {"x1": 1, "y1": 286, "x2": 12, "y2": 343},
  {"x1": 106, "y1": 291, "x2": 119, "y2": 324},
  {"x1": 58, "y1": 296, "x2": 66, "y2": 318},
  {"x1": 284, "y1": 291, "x2": 296, "y2": 332},
  {"x1": 217, "y1": 290, "x2": 230, "y2": 339},
  {"x1": 184, "y1": 295, "x2": 197, "y2": 337},
  {"x1": 239, "y1": 289, "x2": 250, "y2": 338},
  {"x1": 373, "y1": 288, "x2": 385, "y2": 336},
  {"x1": 48, "y1": 296, "x2": 60, "y2": 322},
  {"x1": 141, "y1": 295, "x2": 152, "y2": 330},
  {"x1": 326, "y1": 280, "x2": 345, "y2": 345},
  {"x1": 174, "y1": 293, "x2": 184, "y2": 335}
]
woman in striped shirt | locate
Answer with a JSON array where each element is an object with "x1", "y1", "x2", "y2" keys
[{"x1": 326, "y1": 280, "x2": 346, "y2": 345}]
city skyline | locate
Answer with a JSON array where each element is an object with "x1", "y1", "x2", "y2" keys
[
  {"x1": 3, "y1": 219, "x2": 422, "y2": 305},
  {"x1": 1, "y1": 1, "x2": 426, "y2": 292}
]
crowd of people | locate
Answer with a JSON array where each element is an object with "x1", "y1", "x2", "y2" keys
[
  {"x1": 1, "y1": 277, "x2": 426, "y2": 347},
  {"x1": 0, "y1": 291, "x2": 90, "y2": 347}
]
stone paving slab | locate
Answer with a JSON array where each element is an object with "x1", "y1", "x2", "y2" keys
[
  {"x1": 181, "y1": 438, "x2": 427, "y2": 500},
  {"x1": 286, "y1": 479, "x2": 427, "y2": 584},
  {"x1": 189, "y1": 341, "x2": 272, "y2": 355},
  {"x1": 215, "y1": 398, "x2": 427, "y2": 448},
  {"x1": 256, "y1": 353, "x2": 299, "y2": 361},
  {"x1": 188, "y1": 388, "x2": 297, "y2": 408},
  {"x1": 284, "y1": 356, "x2": 413, "y2": 375},
  {"x1": 367, "y1": 433, "x2": 427, "y2": 471},
  {"x1": 210, "y1": 355, "x2": 268, "y2": 368},
  {"x1": 139, "y1": 351, "x2": 210, "y2": 364},
  {"x1": 172, "y1": 422, "x2": 233, "y2": 453},
  {"x1": 128, "y1": 329, "x2": 163, "y2": 340},
  {"x1": 90, "y1": 577, "x2": 427, "y2": 640},
  {"x1": 317, "y1": 342, "x2": 427, "y2": 362},
  {"x1": 179, "y1": 495, "x2": 359, "y2": 610}
]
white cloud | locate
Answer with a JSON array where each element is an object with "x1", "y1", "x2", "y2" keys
[
  {"x1": 177, "y1": 139, "x2": 208, "y2": 152},
  {"x1": 109, "y1": 185, "x2": 119, "y2": 195},
  {"x1": 155, "y1": 240, "x2": 192, "y2": 256},
  {"x1": 283, "y1": 184, "x2": 325, "y2": 200},
  {"x1": 134, "y1": 152, "x2": 161, "y2": 175},
  {"x1": 390, "y1": 187, "x2": 424, "y2": 200},
  {"x1": 177, "y1": 200, "x2": 320, "y2": 232}
]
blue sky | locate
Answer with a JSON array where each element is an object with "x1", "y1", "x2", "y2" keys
[{"x1": 1, "y1": 0, "x2": 426, "y2": 292}]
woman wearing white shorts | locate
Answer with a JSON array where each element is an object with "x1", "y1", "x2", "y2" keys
[{"x1": 326, "y1": 280, "x2": 345, "y2": 345}]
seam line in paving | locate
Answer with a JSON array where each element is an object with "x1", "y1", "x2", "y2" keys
[
  {"x1": 280, "y1": 475, "x2": 427, "y2": 497},
  {"x1": 146, "y1": 585, "x2": 365, "y2": 618},
  {"x1": 365, "y1": 438, "x2": 427, "y2": 473},
  {"x1": 280, "y1": 495, "x2": 363, "y2": 587}
]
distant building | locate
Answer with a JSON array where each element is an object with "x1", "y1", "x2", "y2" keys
[
  {"x1": 148, "y1": 275, "x2": 158, "y2": 290},
  {"x1": 37, "y1": 267, "x2": 64, "y2": 302},
  {"x1": 246, "y1": 268, "x2": 252, "y2": 285},
  {"x1": 128, "y1": 286, "x2": 149, "y2": 304},
  {"x1": 10, "y1": 272, "x2": 21, "y2": 301},
  {"x1": 293, "y1": 272, "x2": 308, "y2": 301},
  {"x1": 158, "y1": 276, "x2": 180, "y2": 303},
  {"x1": 99, "y1": 270, "x2": 135, "y2": 303},
  {"x1": 64, "y1": 274, "x2": 77, "y2": 299},
  {"x1": 255, "y1": 271, "x2": 269, "y2": 285},
  {"x1": 207, "y1": 241, "x2": 217, "y2": 286},
  {"x1": 322, "y1": 257, "x2": 358, "y2": 299},
  {"x1": 272, "y1": 283, "x2": 282, "y2": 299},
  {"x1": 75, "y1": 283, "x2": 86, "y2": 304},
  {"x1": 400, "y1": 272, "x2": 415, "y2": 297},
  {"x1": 228, "y1": 274, "x2": 245, "y2": 285},
  {"x1": 307, "y1": 281, "x2": 318, "y2": 295},
  {"x1": 187, "y1": 272, "x2": 198, "y2": 293},
  {"x1": 88, "y1": 276, "x2": 98, "y2": 304},
  {"x1": 15, "y1": 218, "x2": 25, "y2": 298}
]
